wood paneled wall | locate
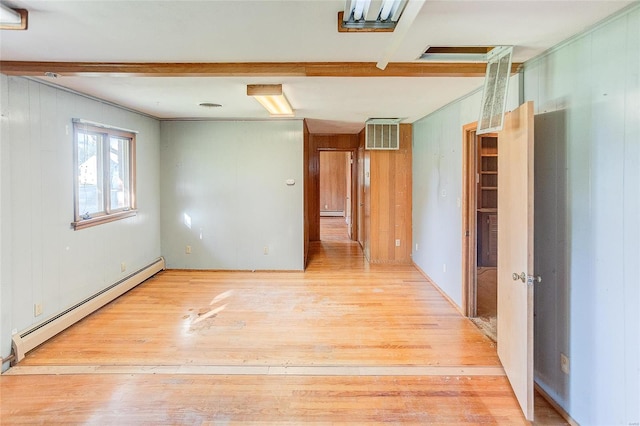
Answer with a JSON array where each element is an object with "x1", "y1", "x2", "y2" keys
[
  {"x1": 303, "y1": 121, "x2": 310, "y2": 265},
  {"x1": 303, "y1": 123, "x2": 411, "y2": 265},
  {"x1": 305, "y1": 132, "x2": 360, "y2": 242},
  {"x1": 365, "y1": 124, "x2": 412, "y2": 264},
  {"x1": 319, "y1": 152, "x2": 348, "y2": 214}
]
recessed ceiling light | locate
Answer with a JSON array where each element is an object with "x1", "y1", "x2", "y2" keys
[{"x1": 199, "y1": 103, "x2": 222, "y2": 108}]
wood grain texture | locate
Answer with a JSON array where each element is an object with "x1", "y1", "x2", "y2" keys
[
  {"x1": 307, "y1": 133, "x2": 360, "y2": 241},
  {"x1": 0, "y1": 61, "x2": 523, "y2": 77},
  {"x1": 320, "y1": 217, "x2": 350, "y2": 241},
  {"x1": 368, "y1": 123, "x2": 412, "y2": 264},
  {"x1": 17, "y1": 249, "x2": 499, "y2": 368},
  {"x1": 303, "y1": 120, "x2": 310, "y2": 265},
  {"x1": 1, "y1": 374, "x2": 531, "y2": 424},
  {"x1": 497, "y1": 101, "x2": 535, "y2": 420},
  {"x1": 319, "y1": 152, "x2": 348, "y2": 213},
  {"x1": 1, "y1": 237, "x2": 566, "y2": 424},
  {"x1": 461, "y1": 122, "x2": 478, "y2": 317}
]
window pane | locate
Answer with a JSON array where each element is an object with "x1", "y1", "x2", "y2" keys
[
  {"x1": 77, "y1": 131, "x2": 104, "y2": 216},
  {"x1": 109, "y1": 136, "x2": 130, "y2": 211}
]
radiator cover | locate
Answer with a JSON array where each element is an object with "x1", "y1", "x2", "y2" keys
[{"x1": 10, "y1": 257, "x2": 165, "y2": 365}]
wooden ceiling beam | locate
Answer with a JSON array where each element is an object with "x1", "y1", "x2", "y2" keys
[{"x1": 0, "y1": 61, "x2": 522, "y2": 78}]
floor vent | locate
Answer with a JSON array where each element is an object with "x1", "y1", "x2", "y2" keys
[
  {"x1": 10, "y1": 257, "x2": 165, "y2": 365},
  {"x1": 365, "y1": 119, "x2": 400, "y2": 150}
]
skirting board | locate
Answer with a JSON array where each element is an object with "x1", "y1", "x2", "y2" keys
[
  {"x1": 320, "y1": 211, "x2": 345, "y2": 217},
  {"x1": 534, "y1": 382, "x2": 579, "y2": 426},
  {"x1": 11, "y1": 257, "x2": 165, "y2": 365},
  {"x1": 412, "y1": 262, "x2": 465, "y2": 316}
]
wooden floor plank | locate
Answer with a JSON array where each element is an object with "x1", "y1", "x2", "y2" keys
[
  {"x1": 1, "y1": 219, "x2": 567, "y2": 424},
  {"x1": 1, "y1": 374, "x2": 528, "y2": 425}
]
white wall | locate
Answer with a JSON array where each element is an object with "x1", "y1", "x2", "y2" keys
[
  {"x1": 412, "y1": 77, "x2": 519, "y2": 307},
  {"x1": 0, "y1": 76, "x2": 162, "y2": 371},
  {"x1": 412, "y1": 4, "x2": 639, "y2": 424},
  {"x1": 525, "y1": 5, "x2": 639, "y2": 424},
  {"x1": 160, "y1": 120, "x2": 304, "y2": 271}
]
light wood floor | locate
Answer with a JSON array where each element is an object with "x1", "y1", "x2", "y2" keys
[
  {"x1": 472, "y1": 267, "x2": 498, "y2": 341},
  {"x1": 1, "y1": 219, "x2": 566, "y2": 424}
]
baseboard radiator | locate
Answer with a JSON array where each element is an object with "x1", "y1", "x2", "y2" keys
[{"x1": 11, "y1": 257, "x2": 165, "y2": 365}]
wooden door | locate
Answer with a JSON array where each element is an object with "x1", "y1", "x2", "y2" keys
[
  {"x1": 319, "y1": 152, "x2": 347, "y2": 215},
  {"x1": 497, "y1": 101, "x2": 535, "y2": 420}
]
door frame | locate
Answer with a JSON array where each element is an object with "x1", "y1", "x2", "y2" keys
[
  {"x1": 462, "y1": 122, "x2": 499, "y2": 318},
  {"x1": 317, "y1": 147, "x2": 359, "y2": 242},
  {"x1": 461, "y1": 122, "x2": 479, "y2": 318}
]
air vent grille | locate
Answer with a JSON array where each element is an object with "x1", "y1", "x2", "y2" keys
[
  {"x1": 365, "y1": 120, "x2": 399, "y2": 150},
  {"x1": 477, "y1": 46, "x2": 513, "y2": 135}
]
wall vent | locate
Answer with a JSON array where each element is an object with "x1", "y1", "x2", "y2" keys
[
  {"x1": 477, "y1": 46, "x2": 513, "y2": 135},
  {"x1": 365, "y1": 119, "x2": 400, "y2": 150}
]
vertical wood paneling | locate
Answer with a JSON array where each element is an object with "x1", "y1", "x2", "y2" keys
[
  {"x1": 160, "y1": 120, "x2": 303, "y2": 271},
  {"x1": 303, "y1": 121, "x2": 310, "y2": 266},
  {"x1": 623, "y1": 8, "x2": 640, "y2": 420},
  {"x1": 1, "y1": 76, "x2": 162, "y2": 370},
  {"x1": 367, "y1": 124, "x2": 412, "y2": 264},
  {"x1": 28, "y1": 81, "x2": 44, "y2": 320},
  {"x1": 319, "y1": 152, "x2": 347, "y2": 213},
  {"x1": 357, "y1": 134, "x2": 365, "y2": 247},
  {"x1": 523, "y1": 6, "x2": 640, "y2": 424},
  {"x1": 0, "y1": 73, "x2": 10, "y2": 364},
  {"x1": 10, "y1": 77, "x2": 33, "y2": 330},
  {"x1": 363, "y1": 143, "x2": 371, "y2": 260},
  {"x1": 306, "y1": 134, "x2": 359, "y2": 241},
  {"x1": 345, "y1": 153, "x2": 352, "y2": 237}
]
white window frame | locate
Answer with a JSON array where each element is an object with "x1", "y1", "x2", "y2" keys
[{"x1": 72, "y1": 119, "x2": 137, "y2": 230}]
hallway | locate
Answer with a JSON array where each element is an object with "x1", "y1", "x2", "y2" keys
[{"x1": 1, "y1": 230, "x2": 565, "y2": 423}]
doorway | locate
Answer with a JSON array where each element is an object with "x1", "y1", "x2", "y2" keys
[
  {"x1": 319, "y1": 151, "x2": 353, "y2": 242},
  {"x1": 462, "y1": 123, "x2": 498, "y2": 341}
]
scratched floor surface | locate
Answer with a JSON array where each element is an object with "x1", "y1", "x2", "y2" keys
[{"x1": 1, "y1": 219, "x2": 567, "y2": 424}]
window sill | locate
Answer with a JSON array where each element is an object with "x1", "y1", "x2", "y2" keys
[{"x1": 71, "y1": 210, "x2": 137, "y2": 231}]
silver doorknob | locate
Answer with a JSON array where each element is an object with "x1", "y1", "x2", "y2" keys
[
  {"x1": 512, "y1": 272, "x2": 542, "y2": 285},
  {"x1": 512, "y1": 272, "x2": 526, "y2": 282}
]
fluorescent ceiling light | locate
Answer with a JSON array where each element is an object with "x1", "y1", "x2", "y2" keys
[
  {"x1": 341, "y1": 0, "x2": 407, "y2": 31},
  {"x1": 247, "y1": 84, "x2": 294, "y2": 117}
]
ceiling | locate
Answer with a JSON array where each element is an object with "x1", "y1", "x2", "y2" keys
[{"x1": 0, "y1": 0, "x2": 635, "y2": 133}]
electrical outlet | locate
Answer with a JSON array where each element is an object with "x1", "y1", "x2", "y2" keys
[
  {"x1": 560, "y1": 353, "x2": 570, "y2": 374},
  {"x1": 185, "y1": 245, "x2": 191, "y2": 254},
  {"x1": 34, "y1": 303, "x2": 43, "y2": 317},
  {"x1": 415, "y1": 243, "x2": 419, "y2": 251},
  {"x1": 121, "y1": 262, "x2": 126, "y2": 272},
  {"x1": 263, "y1": 246, "x2": 269, "y2": 255},
  {"x1": 395, "y1": 239, "x2": 401, "y2": 247},
  {"x1": 443, "y1": 263, "x2": 447, "y2": 273}
]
